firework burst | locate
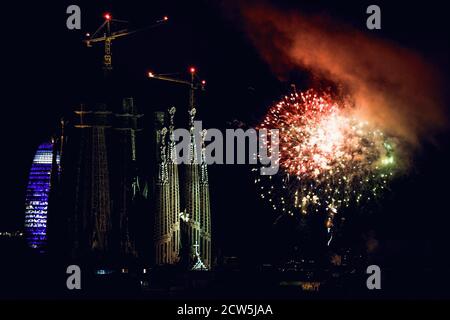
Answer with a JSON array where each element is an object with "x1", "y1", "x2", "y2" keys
[{"x1": 255, "y1": 88, "x2": 397, "y2": 229}]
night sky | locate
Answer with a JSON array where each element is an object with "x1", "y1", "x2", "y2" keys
[{"x1": 2, "y1": 0, "x2": 450, "y2": 268}]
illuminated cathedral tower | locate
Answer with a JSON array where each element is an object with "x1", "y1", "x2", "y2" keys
[
  {"x1": 199, "y1": 129, "x2": 212, "y2": 268},
  {"x1": 152, "y1": 70, "x2": 212, "y2": 269},
  {"x1": 24, "y1": 141, "x2": 60, "y2": 251},
  {"x1": 181, "y1": 89, "x2": 211, "y2": 270},
  {"x1": 182, "y1": 107, "x2": 202, "y2": 266},
  {"x1": 154, "y1": 107, "x2": 181, "y2": 265}
]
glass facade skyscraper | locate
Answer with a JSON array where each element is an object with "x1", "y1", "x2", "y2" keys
[{"x1": 24, "y1": 142, "x2": 59, "y2": 251}]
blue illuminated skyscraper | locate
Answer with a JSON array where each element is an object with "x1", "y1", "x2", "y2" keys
[{"x1": 24, "y1": 141, "x2": 60, "y2": 251}]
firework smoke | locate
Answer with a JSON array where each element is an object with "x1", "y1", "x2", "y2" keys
[{"x1": 236, "y1": 2, "x2": 447, "y2": 147}]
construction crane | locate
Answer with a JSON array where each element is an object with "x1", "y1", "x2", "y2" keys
[
  {"x1": 84, "y1": 13, "x2": 169, "y2": 75},
  {"x1": 147, "y1": 67, "x2": 206, "y2": 111}
]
